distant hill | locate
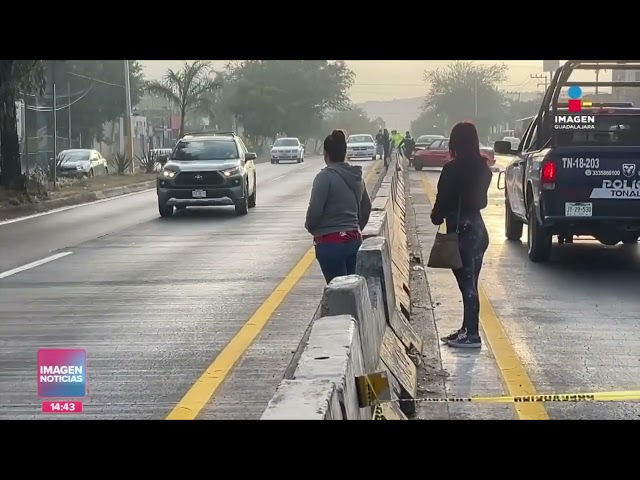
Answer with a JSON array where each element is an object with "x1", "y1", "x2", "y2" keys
[{"x1": 357, "y1": 97, "x2": 424, "y2": 133}]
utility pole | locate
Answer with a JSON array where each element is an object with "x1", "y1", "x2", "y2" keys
[
  {"x1": 52, "y1": 61, "x2": 58, "y2": 188},
  {"x1": 531, "y1": 73, "x2": 548, "y2": 92},
  {"x1": 474, "y1": 75, "x2": 478, "y2": 117},
  {"x1": 68, "y1": 78, "x2": 72, "y2": 149},
  {"x1": 123, "y1": 60, "x2": 135, "y2": 174}
]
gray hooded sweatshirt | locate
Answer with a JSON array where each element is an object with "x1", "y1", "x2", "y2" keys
[{"x1": 305, "y1": 162, "x2": 372, "y2": 237}]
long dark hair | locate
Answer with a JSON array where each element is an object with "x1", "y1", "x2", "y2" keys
[
  {"x1": 448, "y1": 121, "x2": 491, "y2": 193},
  {"x1": 449, "y1": 121, "x2": 488, "y2": 163}
]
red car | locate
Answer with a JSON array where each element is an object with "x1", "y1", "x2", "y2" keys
[{"x1": 412, "y1": 138, "x2": 496, "y2": 171}]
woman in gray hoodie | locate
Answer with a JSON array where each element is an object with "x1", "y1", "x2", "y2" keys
[{"x1": 305, "y1": 130, "x2": 372, "y2": 283}]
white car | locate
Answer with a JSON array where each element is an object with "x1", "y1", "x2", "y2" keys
[
  {"x1": 270, "y1": 137, "x2": 304, "y2": 164},
  {"x1": 346, "y1": 134, "x2": 376, "y2": 161},
  {"x1": 502, "y1": 136, "x2": 520, "y2": 151}
]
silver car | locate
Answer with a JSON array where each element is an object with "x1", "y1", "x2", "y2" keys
[
  {"x1": 270, "y1": 137, "x2": 304, "y2": 164},
  {"x1": 57, "y1": 149, "x2": 109, "y2": 178}
]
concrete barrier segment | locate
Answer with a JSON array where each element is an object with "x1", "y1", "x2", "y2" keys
[
  {"x1": 261, "y1": 379, "x2": 343, "y2": 420},
  {"x1": 294, "y1": 314, "x2": 370, "y2": 420},
  {"x1": 357, "y1": 237, "x2": 422, "y2": 354},
  {"x1": 320, "y1": 275, "x2": 384, "y2": 375}
]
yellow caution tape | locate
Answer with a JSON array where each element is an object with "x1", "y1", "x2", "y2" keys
[{"x1": 408, "y1": 390, "x2": 640, "y2": 404}]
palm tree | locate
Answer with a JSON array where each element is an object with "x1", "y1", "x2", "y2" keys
[
  {"x1": 145, "y1": 61, "x2": 221, "y2": 138},
  {"x1": 0, "y1": 60, "x2": 46, "y2": 189}
]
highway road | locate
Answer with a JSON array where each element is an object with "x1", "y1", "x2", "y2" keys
[
  {"x1": 0, "y1": 156, "x2": 382, "y2": 419},
  {"x1": 412, "y1": 157, "x2": 640, "y2": 420}
]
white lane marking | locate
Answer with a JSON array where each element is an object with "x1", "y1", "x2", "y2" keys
[
  {"x1": 0, "y1": 189, "x2": 153, "y2": 227},
  {"x1": 272, "y1": 175, "x2": 286, "y2": 180},
  {"x1": 0, "y1": 252, "x2": 73, "y2": 279}
]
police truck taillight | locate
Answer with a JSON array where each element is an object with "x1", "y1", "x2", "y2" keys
[{"x1": 541, "y1": 160, "x2": 556, "y2": 190}]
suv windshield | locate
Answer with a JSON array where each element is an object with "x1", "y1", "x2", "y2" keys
[
  {"x1": 273, "y1": 139, "x2": 299, "y2": 147},
  {"x1": 348, "y1": 135, "x2": 373, "y2": 144},
  {"x1": 172, "y1": 140, "x2": 239, "y2": 161}
]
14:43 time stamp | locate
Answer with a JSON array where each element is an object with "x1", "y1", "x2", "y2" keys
[{"x1": 42, "y1": 401, "x2": 83, "y2": 413}]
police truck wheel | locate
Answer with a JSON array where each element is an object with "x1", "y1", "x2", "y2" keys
[
  {"x1": 527, "y1": 202, "x2": 552, "y2": 262},
  {"x1": 505, "y1": 193, "x2": 523, "y2": 241}
]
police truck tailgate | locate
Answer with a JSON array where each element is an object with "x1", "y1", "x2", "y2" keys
[{"x1": 545, "y1": 146, "x2": 640, "y2": 219}]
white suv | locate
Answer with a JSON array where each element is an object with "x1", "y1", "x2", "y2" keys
[{"x1": 346, "y1": 134, "x2": 376, "y2": 161}]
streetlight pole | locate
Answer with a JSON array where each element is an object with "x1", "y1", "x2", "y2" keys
[
  {"x1": 124, "y1": 60, "x2": 135, "y2": 173},
  {"x1": 474, "y1": 75, "x2": 478, "y2": 117},
  {"x1": 68, "y1": 78, "x2": 72, "y2": 149},
  {"x1": 52, "y1": 61, "x2": 58, "y2": 188}
]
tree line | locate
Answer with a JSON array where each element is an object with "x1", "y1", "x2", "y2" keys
[
  {"x1": 0, "y1": 60, "x2": 386, "y2": 190},
  {"x1": 410, "y1": 61, "x2": 541, "y2": 141}
]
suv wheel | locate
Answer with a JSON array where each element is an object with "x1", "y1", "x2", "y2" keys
[
  {"x1": 235, "y1": 182, "x2": 249, "y2": 216},
  {"x1": 248, "y1": 176, "x2": 256, "y2": 208},
  {"x1": 527, "y1": 202, "x2": 551, "y2": 262},
  {"x1": 505, "y1": 193, "x2": 523, "y2": 241},
  {"x1": 158, "y1": 200, "x2": 173, "y2": 218}
]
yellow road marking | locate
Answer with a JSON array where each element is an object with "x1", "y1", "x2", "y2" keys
[
  {"x1": 167, "y1": 159, "x2": 383, "y2": 420},
  {"x1": 420, "y1": 174, "x2": 549, "y2": 420}
]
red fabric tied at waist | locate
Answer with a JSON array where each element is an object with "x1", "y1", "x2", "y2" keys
[{"x1": 314, "y1": 230, "x2": 362, "y2": 244}]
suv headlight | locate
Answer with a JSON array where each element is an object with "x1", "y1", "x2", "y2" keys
[
  {"x1": 161, "y1": 169, "x2": 177, "y2": 178},
  {"x1": 222, "y1": 166, "x2": 240, "y2": 177}
]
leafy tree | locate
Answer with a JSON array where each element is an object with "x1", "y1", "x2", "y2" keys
[
  {"x1": 322, "y1": 106, "x2": 384, "y2": 137},
  {"x1": 0, "y1": 60, "x2": 46, "y2": 189},
  {"x1": 423, "y1": 61, "x2": 508, "y2": 138},
  {"x1": 64, "y1": 61, "x2": 145, "y2": 145},
  {"x1": 223, "y1": 60, "x2": 355, "y2": 144},
  {"x1": 410, "y1": 108, "x2": 448, "y2": 137},
  {"x1": 145, "y1": 61, "x2": 221, "y2": 138}
]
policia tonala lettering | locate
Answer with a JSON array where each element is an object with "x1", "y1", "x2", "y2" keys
[{"x1": 590, "y1": 179, "x2": 640, "y2": 199}]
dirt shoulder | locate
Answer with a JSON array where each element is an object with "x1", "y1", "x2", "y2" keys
[{"x1": 0, "y1": 173, "x2": 156, "y2": 221}]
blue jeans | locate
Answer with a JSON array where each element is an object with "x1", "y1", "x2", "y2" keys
[{"x1": 315, "y1": 239, "x2": 363, "y2": 283}]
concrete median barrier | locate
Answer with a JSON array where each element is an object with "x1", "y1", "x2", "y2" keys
[{"x1": 262, "y1": 158, "x2": 419, "y2": 420}]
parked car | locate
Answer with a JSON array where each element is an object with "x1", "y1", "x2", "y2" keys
[
  {"x1": 502, "y1": 136, "x2": 521, "y2": 150},
  {"x1": 56, "y1": 149, "x2": 109, "y2": 178}
]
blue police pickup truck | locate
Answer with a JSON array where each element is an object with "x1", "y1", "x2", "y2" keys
[{"x1": 496, "y1": 60, "x2": 640, "y2": 262}]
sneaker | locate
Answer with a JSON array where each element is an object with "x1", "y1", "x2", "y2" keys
[
  {"x1": 447, "y1": 330, "x2": 482, "y2": 349},
  {"x1": 440, "y1": 329, "x2": 463, "y2": 343}
]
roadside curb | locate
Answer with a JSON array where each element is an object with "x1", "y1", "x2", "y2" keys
[
  {"x1": 0, "y1": 181, "x2": 155, "y2": 221},
  {"x1": 0, "y1": 155, "x2": 307, "y2": 222}
]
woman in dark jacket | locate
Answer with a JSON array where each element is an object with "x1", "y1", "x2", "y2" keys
[
  {"x1": 430, "y1": 122, "x2": 492, "y2": 348},
  {"x1": 305, "y1": 130, "x2": 372, "y2": 283}
]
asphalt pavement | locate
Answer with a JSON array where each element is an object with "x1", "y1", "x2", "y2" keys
[
  {"x1": 412, "y1": 159, "x2": 640, "y2": 420},
  {"x1": 0, "y1": 156, "x2": 381, "y2": 419}
]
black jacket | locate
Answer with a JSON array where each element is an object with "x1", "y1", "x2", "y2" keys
[{"x1": 430, "y1": 157, "x2": 492, "y2": 225}]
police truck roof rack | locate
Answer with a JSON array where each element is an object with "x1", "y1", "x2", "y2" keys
[
  {"x1": 182, "y1": 130, "x2": 236, "y2": 138},
  {"x1": 533, "y1": 61, "x2": 640, "y2": 148}
]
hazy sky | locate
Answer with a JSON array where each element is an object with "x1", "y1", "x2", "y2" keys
[{"x1": 139, "y1": 60, "x2": 548, "y2": 103}]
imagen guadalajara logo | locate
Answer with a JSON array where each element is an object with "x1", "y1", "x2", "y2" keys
[{"x1": 554, "y1": 86, "x2": 595, "y2": 130}]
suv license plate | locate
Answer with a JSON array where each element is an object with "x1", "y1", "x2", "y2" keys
[
  {"x1": 192, "y1": 190, "x2": 206, "y2": 198},
  {"x1": 565, "y1": 202, "x2": 592, "y2": 216}
]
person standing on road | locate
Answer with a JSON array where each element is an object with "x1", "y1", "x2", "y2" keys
[
  {"x1": 398, "y1": 131, "x2": 416, "y2": 165},
  {"x1": 376, "y1": 129, "x2": 384, "y2": 160},
  {"x1": 382, "y1": 128, "x2": 391, "y2": 166},
  {"x1": 305, "y1": 129, "x2": 372, "y2": 283},
  {"x1": 430, "y1": 121, "x2": 492, "y2": 349}
]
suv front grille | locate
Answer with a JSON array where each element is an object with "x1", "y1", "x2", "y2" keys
[{"x1": 174, "y1": 171, "x2": 224, "y2": 186}]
